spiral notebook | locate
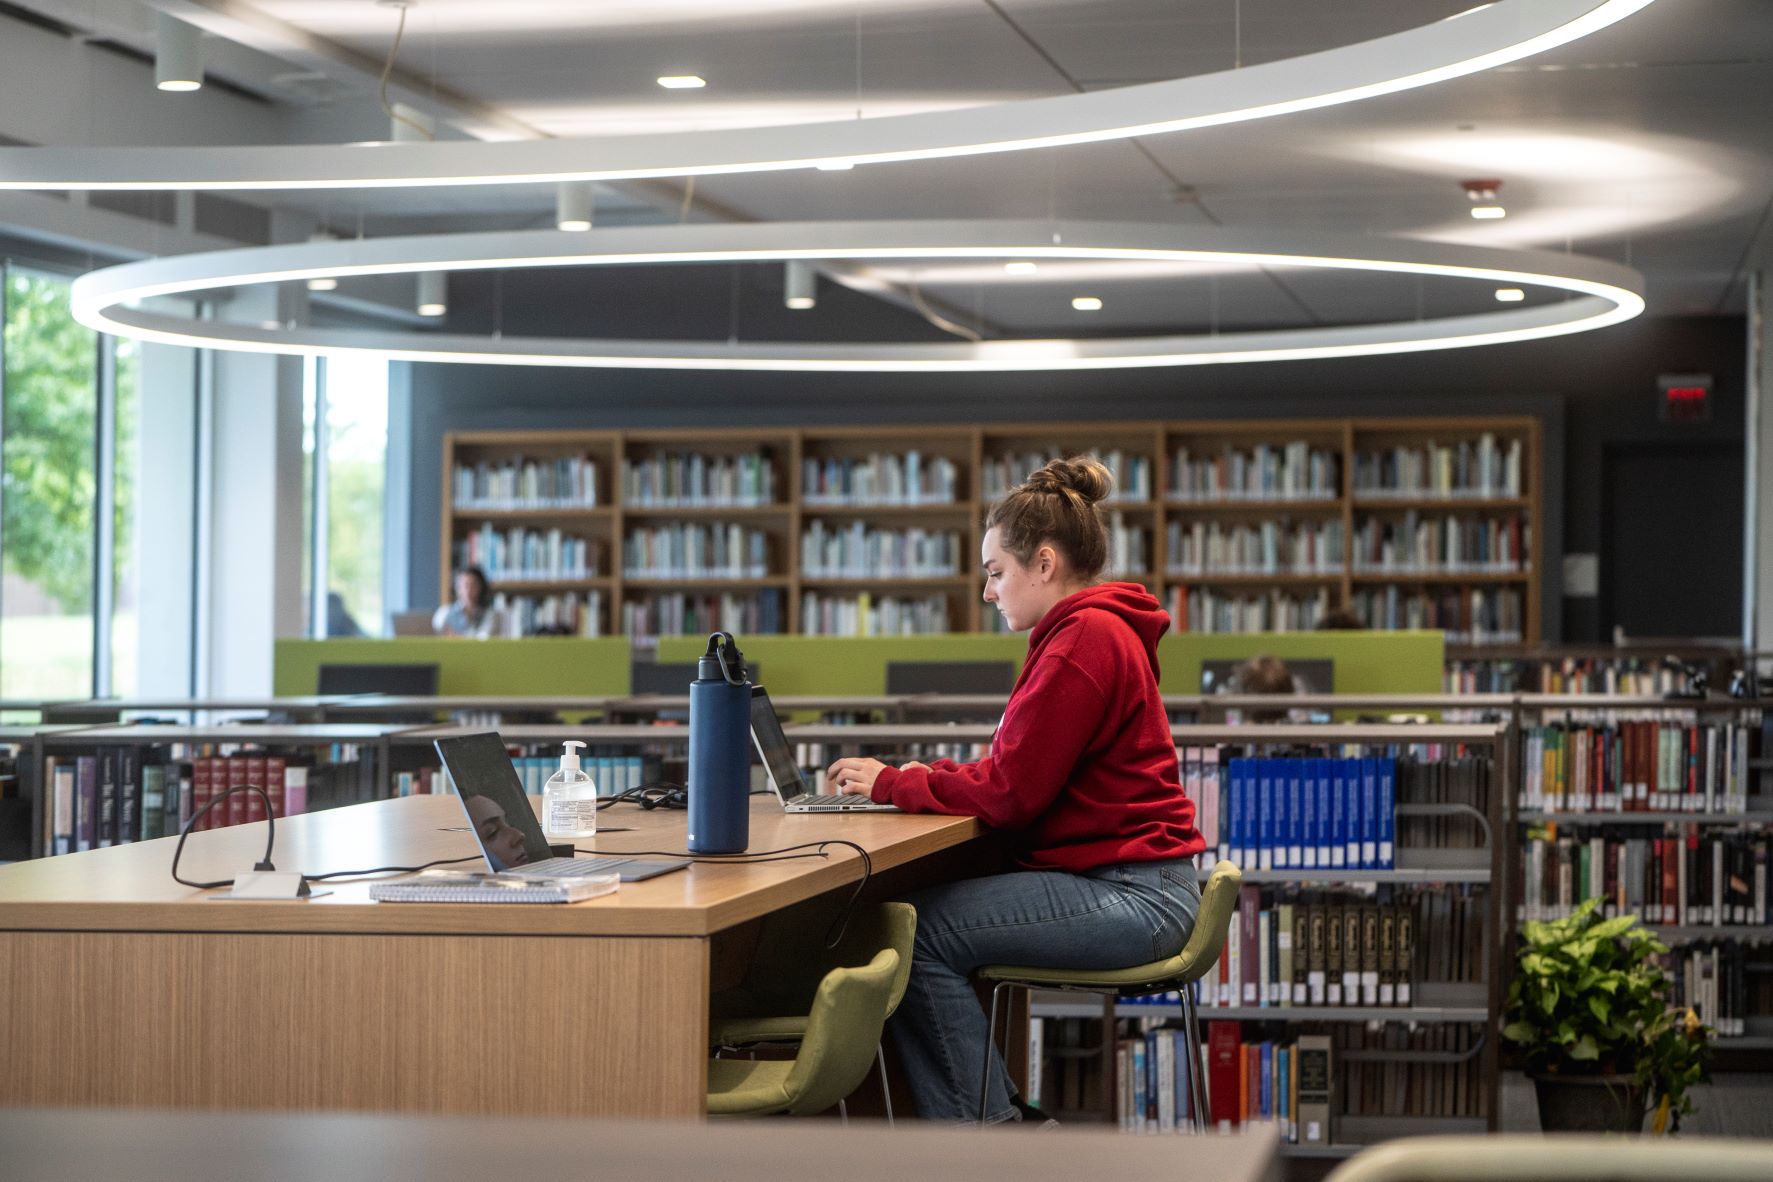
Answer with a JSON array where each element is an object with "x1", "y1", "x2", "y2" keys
[{"x1": 369, "y1": 870, "x2": 619, "y2": 904}]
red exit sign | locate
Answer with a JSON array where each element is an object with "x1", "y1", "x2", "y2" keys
[{"x1": 1658, "y1": 373, "x2": 1712, "y2": 423}]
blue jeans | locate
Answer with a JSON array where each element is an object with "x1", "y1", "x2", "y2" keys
[{"x1": 890, "y1": 858, "x2": 1201, "y2": 1123}]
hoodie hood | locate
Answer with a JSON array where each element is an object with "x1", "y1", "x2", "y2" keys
[{"x1": 1026, "y1": 581, "x2": 1170, "y2": 680}]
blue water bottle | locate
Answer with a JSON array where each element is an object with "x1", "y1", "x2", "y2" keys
[{"x1": 688, "y1": 631, "x2": 751, "y2": 853}]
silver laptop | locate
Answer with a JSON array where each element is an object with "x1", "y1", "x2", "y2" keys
[
  {"x1": 435, "y1": 732, "x2": 690, "y2": 881},
  {"x1": 751, "y1": 686, "x2": 900, "y2": 813}
]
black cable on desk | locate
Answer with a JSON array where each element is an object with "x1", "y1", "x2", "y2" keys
[{"x1": 575, "y1": 838, "x2": 873, "y2": 949}]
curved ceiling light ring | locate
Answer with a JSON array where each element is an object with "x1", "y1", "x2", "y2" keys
[
  {"x1": 2, "y1": 0, "x2": 1654, "y2": 191},
  {"x1": 70, "y1": 221, "x2": 1645, "y2": 373}
]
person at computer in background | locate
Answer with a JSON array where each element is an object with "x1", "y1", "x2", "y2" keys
[
  {"x1": 823, "y1": 457, "x2": 1204, "y2": 1126},
  {"x1": 463, "y1": 794, "x2": 530, "y2": 871},
  {"x1": 432, "y1": 565, "x2": 510, "y2": 638},
  {"x1": 1231, "y1": 652, "x2": 1298, "y2": 722}
]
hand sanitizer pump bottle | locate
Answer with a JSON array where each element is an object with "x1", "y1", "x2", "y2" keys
[
  {"x1": 543, "y1": 740, "x2": 598, "y2": 841},
  {"x1": 688, "y1": 631, "x2": 750, "y2": 854}
]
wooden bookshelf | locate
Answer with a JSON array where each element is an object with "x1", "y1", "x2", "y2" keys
[{"x1": 443, "y1": 417, "x2": 1543, "y2": 641}]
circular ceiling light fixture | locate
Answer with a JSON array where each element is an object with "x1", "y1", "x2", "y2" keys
[
  {"x1": 71, "y1": 221, "x2": 1644, "y2": 373},
  {"x1": 5, "y1": 0, "x2": 1654, "y2": 192}
]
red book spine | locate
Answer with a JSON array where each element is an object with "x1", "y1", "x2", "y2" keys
[
  {"x1": 226, "y1": 756, "x2": 249, "y2": 827},
  {"x1": 192, "y1": 757, "x2": 214, "y2": 830},
  {"x1": 1661, "y1": 837, "x2": 1679, "y2": 925},
  {"x1": 264, "y1": 755, "x2": 288, "y2": 818},
  {"x1": 1207, "y1": 1021, "x2": 1242, "y2": 1130},
  {"x1": 244, "y1": 755, "x2": 268, "y2": 824}
]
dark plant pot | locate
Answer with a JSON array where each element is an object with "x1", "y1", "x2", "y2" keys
[{"x1": 1532, "y1": 1073, "x2": 1646, "y2": 1133}]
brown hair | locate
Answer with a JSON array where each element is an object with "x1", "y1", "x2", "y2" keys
[
  {"x1": 984, "y1": 456, "x2": 1113, "y2": 578},
  {"x1": 1233, "y1": 654, "x2": 1296, "y2": 696}
]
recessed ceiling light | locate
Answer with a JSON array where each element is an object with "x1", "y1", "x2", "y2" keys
[
  {"x1": 1005, "y1": 261, "x2": 1038, "y2": 275},
  {"x1": 1494, "y1": 287, "x2": 1526, "y2": 301},
  {"x1": 657, "y1": 75, "x2": 706, "y2": 90},
  {"x1": 1470, "y1": 205, "x2": 1507, "y2": 219},
  {"x1": 306, "y1": 277, "x2": 338, "y2": 291},
  {"x1": 1072, "y1": 296, "x2": 1103, "y2": 311}
]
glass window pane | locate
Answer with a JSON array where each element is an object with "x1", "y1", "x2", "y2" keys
[
  {"x1": 109, "y1": 336, "x2": 139, "y2": 696},
  {"x1": 323, "y1": 355, "x2": 387, "y2": 638},
  {"x1": 2, "y1": 269, "x2": 96, "y2": 700}
]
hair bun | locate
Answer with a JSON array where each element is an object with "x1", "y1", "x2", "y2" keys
[{"x1": 1026, "y1": 456, "x2": 1114, "y2": 505}]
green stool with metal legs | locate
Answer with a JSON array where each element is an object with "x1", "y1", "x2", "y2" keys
[
  {"x1": 973, "y1": 860, "x2": 1243, "y2": 1128},
  {"x1": 706, "y1": 947, "x2": 900, "y2": 1117},
  {"x1": 709, "y1": 902, "x2": 916, "y2": 1121}
]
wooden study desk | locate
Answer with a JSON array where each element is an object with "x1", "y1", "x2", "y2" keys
[{"x1": 0, "y1": 796, "x2": 988, "y2": 1119}]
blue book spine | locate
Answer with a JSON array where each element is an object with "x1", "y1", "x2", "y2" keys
[
  {"x1": 1333, "y1": 758, "x2": 1347, "y2": 868},
  {"x1": 1234, "y1": 758, "x2": 1248, "y2": 868},
  {"x1": 1287, "y1": 759, "x2": 1303, "y2": 869},
  {"x1": 1173, "y1": 1029, "x2": 1190, "y2": 1129},
  {"x1": 1132, "y1": 1038, "x2": 1148, "y2": 1131},
  {"x1": 1378, "y1": 755, "x2": 1396, "y2": 869},
  {"x1": 1260, "y1": 1042, "x2": 1273, "y2": 1120},
  {"x1": 1300, "y1": 759, "x2": 1317, "y2": 869},
  {"x1": 1262, "y1": 758, "x2": 1276, "y2": 868},
  {"x1": 1361, "y1": 756, "x2": 1379, "y2": 869},
  {"x1": 1277, "y1": 1046, "x2": 1291, "y2": 1141},
  {"x1": 1315, "y1": 757, "x2": 1333, "y2": 868}
]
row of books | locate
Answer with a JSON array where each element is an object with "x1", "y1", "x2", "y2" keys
[
  {"x1": 1202, "y1": 890, "x2": 1421, "y2": 1009},
  {"x1": 1193, "y1": 754, "x2": 1402, "y2": 871},
  {"x1": 1103, "y1": 512, "x2": 1150, "y2": 579},
  {"x1": 1350, "y1": 586, "x2": 1524, "y2": 645},
  {"x1": 1442, "y1": 657, "x2": 1691, "y2": 695},
  {"x1": 619, "y1": 590, "x2": 785, "y2": 639},
  {"x1": 492, "y1": 591, "x2": 605, "y2": 638},
  {"x1": 1517, "y1": 831, "x2": 1770, "y2": 927},
  {"x1": 1350, "y1": 513, "x2": 1529, "y2": 575},
  {"x1": 1520, "y1": 719, "x2": 1758, "y2": 813},
  {"x1": 801, "y1": 452, "x2": 960, "y2": 505},
  {"x1": 621, "y1": 450, "x2": 778, "y2": 507},
  {"x1": 799, "y1": 592, "x2": 951, "y2": 636},
  {"x1": 800, "y1": 522, "x2": 964, "y2": 578},
  {"x1": 1167, "y1": 443, "x2": 1340, "y2": 503},
  {"x1": 622, "y1": 524, "x2": 772, "y2": 580},
  {"x1": 1350, "y1": 435, "x2": 1524, "y2": 499},
  {"x1": 1660, "y1": 938, "x2": 1766, "y2": 1037},
  {"x1": 454, "y1": 525, "x2": 603, "y2": 583},
  {"x1": 1166, "y1": 519, "x2": 1345, "y2": 577},
  {"x1": 981, "y1": 449, "x2": 1154, "y2": 503},
  {"x1": 44, "y1": 746, "x2": 377, "y2": 852},
  {"x1": 452, "y1": 454, "x2": 601, "y2": 510},
  {"x1": 1168, "y1": 586, "x2": 1333, "y2": 635}
]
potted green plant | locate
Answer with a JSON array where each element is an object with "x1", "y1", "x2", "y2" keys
[{"x1": 1502, "y1": 896, "x2": 1712, "y2": 1133}]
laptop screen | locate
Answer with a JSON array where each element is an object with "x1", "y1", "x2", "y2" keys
[
  {"x1": 435, "y1": 733, "x2": 556, "y2": 872},
  {"x1": 750, "y1": 686, "x2": 809, "y2": 802}
]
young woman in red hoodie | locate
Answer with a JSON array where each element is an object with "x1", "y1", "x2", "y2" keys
[{"x1": 826, "y1": 456, "x2": 1205, "y2": 1124}]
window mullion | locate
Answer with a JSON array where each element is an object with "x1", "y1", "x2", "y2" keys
[{"x1": 93, "y1": 334, "x2": 117, "y2": 698}]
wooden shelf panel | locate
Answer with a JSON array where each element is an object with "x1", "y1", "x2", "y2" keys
[{"x1": 1351, "y1": 570, "x2": 1531, "y2": 583}]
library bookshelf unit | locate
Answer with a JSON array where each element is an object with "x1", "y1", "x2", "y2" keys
[{"x1": 442, "y1": 415, "x2": 1542, "y2": 642}]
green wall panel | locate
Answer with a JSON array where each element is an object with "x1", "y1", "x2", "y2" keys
[{"x1": 274, "y1": 638, "x2": 632, "y2": 696}]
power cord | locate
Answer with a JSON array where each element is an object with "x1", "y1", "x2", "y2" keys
[
  {"x1": 598, "y1": 781, "x2": 688, "y2": 811},
  {"x1": 169, "y1": 784, "x2": 481, "y2": 890},
  {"x1": 575, "y1": 838, "x2": 872, "y2": 949}
]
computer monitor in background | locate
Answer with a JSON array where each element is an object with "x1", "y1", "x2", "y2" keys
[
  {"x1": 628, "y1": 660, "x2": 760, "y2": 695},
  {"x1": 316, "y1": 662, "x2": 441, "y2": 696},
  {"x1": 1200, "y1": 657, "x2": 1334, "y2": 696},
  {"x1": 885, "y1": 661, "x2": 1016, "y2": 695}
]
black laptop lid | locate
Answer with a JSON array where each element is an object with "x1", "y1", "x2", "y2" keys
[
  {"x1": 749, "y1": 686, "x2": 808, "y2": 802},
  {"x1": 435, "y1": 733, "x2": 555, "y2": 872}
]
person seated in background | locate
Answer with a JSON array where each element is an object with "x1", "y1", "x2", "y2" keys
[
  {"x1": 1317, "y1": 606, "x2": 1365, "y2": 630},
  {"x1": 1231, "y1": 653, "x2": 1299, "y2": 721},
  {"x1": 432, "y1": 566, "x2": 509, "y2": 638}
]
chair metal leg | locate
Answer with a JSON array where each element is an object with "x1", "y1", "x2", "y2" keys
[
  {"x1": 1182, "y1": 984, "x2": 1211, "y2": 1132},
  {"x1": 876, "y1": 1043, "x2": 895, "y2": 1126},
  {"x1": 976, "y1": 981, "x2": 1011, "y2": 1126},
  {"x1": 838, "y1": 1098, "x2": 848, "y2": 1126}
]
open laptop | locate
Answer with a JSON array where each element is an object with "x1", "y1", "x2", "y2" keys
[
  {"x1": 750, "y1": 686, "x2": 900, "y2": 813},
  {"x1": 435, "y1": 733, "x2": 690, "y2": 882}
]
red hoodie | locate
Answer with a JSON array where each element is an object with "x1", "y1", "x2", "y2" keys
[{"x1": 870, "y1": 582, "x2": 1204, "y2": 872}]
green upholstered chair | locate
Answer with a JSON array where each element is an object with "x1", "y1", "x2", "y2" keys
[
  {"x1": 709, "y1": 902, "x2": 916, "y2": 1120},
  {"x1": 706, "y1": 947, "x2": 900, "y2": 1118},
  {"x1": 973, "y1": 859, "x2": 1243, "y2": 1128},
  {"x1": 1321, "y1": 1135, "x2": 1773, "y2": 1182}
]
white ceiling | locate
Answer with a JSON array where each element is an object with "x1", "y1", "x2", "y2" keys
[{"x1": 4, "y1": 0, "x2": 1770, "y2": 336}]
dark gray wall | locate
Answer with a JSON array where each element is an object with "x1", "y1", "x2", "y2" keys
[{"x1": 406, "y1": 269, "x2": 1748, "y2": 643}]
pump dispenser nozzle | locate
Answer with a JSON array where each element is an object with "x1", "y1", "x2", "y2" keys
[{"x1": 560, "y1": 740, "x2": 585, "y2": 771}]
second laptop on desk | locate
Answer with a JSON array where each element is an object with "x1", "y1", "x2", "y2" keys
[{"x1": 435, "y1": 733, "x2": 690, "y2": 882}]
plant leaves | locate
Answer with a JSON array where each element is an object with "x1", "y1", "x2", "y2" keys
[
  {"x1": 1570, "y1": 1035, "x2": 1600, "y2": 1061},
  {"x1": 1502, "y1": 1021, "x2": 1537, "y2": 1043},
  {"x1": 1588, "y1": 995, "x2": 1611, "y2": 1024}
]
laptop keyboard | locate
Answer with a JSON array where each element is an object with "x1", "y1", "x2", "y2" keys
[
  {"x1": 518, "y1": 856, "x2": 632, "y2": 878},
  {"x1": 788, "y1": 792, "x2": 877, "y2": 807}
]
